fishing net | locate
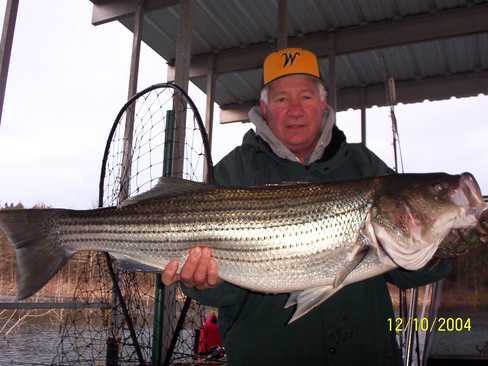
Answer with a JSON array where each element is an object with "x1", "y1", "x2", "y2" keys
[{"x1": 49, "y1": 83, "x2": 224, "y2": 365}]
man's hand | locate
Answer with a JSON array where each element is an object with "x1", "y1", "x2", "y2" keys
[{"x1": 162, "y1": 246, "x2": 222, "y2": 290}]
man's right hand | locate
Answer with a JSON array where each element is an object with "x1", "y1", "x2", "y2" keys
[{"x1": 162, "y1": 246, "x2": 222, "y2": 290}]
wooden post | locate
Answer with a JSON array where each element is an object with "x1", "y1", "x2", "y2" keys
[
  {"x1": 405, "y1": 288, "x2": 419, "y2": 366},
  {"x1": 153, "y1": 108, "x2": 176, "y2": 366},
  {"x1": 109, "y1": 2, "x2": 145, "y2": 365},
  {"x1": 172, "y1": 0, "x2": 193, "y2": 178},
  {"x1": 361, "y1": 87, "x2": 366, "y2": 146},
  {"x1": 203, "y1": 53, "x2": 216, "y2": 183},
  {"x1": 0, "y1": 0, "x2": 19, "y2": 126},
  {"x1": 277, "y1": 0, "x2": 288, "y2": 49},
  {"x1": 118, "y1": 0, "x2": 144, "y2": 203},
  {"x1": 328, "y1": 32, "x2": 337, "y2": 112},
  {"x1": 159, "y1": 2, "x2": 194, "y2": 364}
]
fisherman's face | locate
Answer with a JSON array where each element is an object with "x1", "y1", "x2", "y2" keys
[{"x1": 260, "y1": 75, "x2": 327, "y2": 163}]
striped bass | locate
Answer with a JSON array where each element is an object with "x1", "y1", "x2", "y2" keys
[{"x1": 0, "y1": 172, "x2": 486, "y2": 323}]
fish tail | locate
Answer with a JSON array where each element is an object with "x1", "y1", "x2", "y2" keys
[{"x1": 0, "y1": 208, "x2": 72, "y2": 300}]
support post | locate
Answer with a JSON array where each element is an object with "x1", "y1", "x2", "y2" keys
[
  {"x1": 203, "y1": 54, "x2": 216, "y2": 183},
  {"x1": 108, "y1": 2, "x2": 146, "y2": 365},
  {"x1": 328, "y1": 33, "x2": 337, "y2": 112},
  {"x1": 152, "y1": 109, "x2": 176, "y2": 366},
  {"x1": 277, "y1": 0, "x2": 288, "y2": 49},
  {"x1": 118, "y1": 0, "x2": 144, "y2": 202},
  {"x1": 422, "y1": 282, "x2": 443, "y2": 366},
  {"x1": 172, "y1": 0, "x2": 193, "y2": 178},
  {"x1": 157, "y1": 1, "x2": 193, "y2": 364},
  {"x1": 405, "y1": 288, "x2": 419, "y2": 366},
  {"x1": 106, "y1": 330, "x2": 119, "y2": 366},
  {"x1": 360, "y1": 87, "x2": 366, "y2": 146},
  {"x1": 0, "y1": 0, "x2": 19, "y2": 126}
]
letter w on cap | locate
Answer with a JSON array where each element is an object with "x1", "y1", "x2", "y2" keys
[{"x1": 282, "y1": 51, "x2": 300, "y2": 67}]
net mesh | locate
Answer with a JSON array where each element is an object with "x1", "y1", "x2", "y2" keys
[{"x1": 48, "y1": 84, "x2": 222, "y2": 365}]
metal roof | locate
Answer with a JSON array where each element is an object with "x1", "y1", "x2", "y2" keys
[{"x1": 92, "y1": 0, "x2": 488, "y2": 122}]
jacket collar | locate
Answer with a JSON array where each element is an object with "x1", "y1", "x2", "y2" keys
[{"x1": 248, "y1": 105, "x2": 337, "y2": 166}]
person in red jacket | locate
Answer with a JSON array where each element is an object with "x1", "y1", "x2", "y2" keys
[{"x1": 198, "y1": 312, "x2": 223, "y2": 355}]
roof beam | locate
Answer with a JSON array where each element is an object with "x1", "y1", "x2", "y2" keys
[
  {"x1": 91, "y1": 0, "x2": 178, "y2": 25},
  {"x1": 220, "y1": 70, "x2": 488, "y2": 123},
  {"x1": 174, "y1": 3, "x2": 488, "y2": 79},
  {"x1": 339, "y1": 70, "x2": 488, "y2": 110}
]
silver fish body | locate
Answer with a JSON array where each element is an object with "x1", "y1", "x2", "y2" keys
[
  {"x1": 57, "y1": 178, "x2": 373, "y2": 293},
  {"x1": 0, "y1": 172, "x2": 486, "y2": 322}
]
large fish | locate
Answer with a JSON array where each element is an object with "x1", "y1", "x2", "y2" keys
[{"x1": 0, "y1": 172, "x2": 486, "y2": 323}]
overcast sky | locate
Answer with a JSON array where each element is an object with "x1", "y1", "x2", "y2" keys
[{"x1": 0, "y1": 1, "x2": 487, "y2": 209}]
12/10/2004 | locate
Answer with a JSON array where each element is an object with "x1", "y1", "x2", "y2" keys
[{"x1": 387, "y1": 317, "x2": 472, "y2": 333}]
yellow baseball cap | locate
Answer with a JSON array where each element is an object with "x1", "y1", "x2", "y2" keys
[{"x1": 263, "y1": 48, "x2": 321, "y2": 86}]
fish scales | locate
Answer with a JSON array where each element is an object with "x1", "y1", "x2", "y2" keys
[
  {"x1": 42, "y1": 183, "x2": 372, "y2": 294},
  {"x1": 57, "y1": 185, "x2": 369, "y2": 239},
  {"x1": 51, "y1": 182, "x2": 373, "y2": 293}
]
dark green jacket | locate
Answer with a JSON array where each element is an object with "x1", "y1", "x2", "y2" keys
[{"x1": 183, "y1": 127, "x2": 450, "y2": 366}]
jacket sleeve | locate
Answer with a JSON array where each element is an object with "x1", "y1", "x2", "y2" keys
[
  {"x1": 347, "y1": 143, "x2": 395, "y2": 178},
  {"x1": 360, "y1": 145, "x2": 395, "y2": 176},
  {"x1": 181, "y1": 282, "x2": 248, "y2": 307},
  {"x1": 181, "y1": 148, "x2": 250, "y2": 307},
  {"x1": 385, "y1": 260, "x2": 452, "y2": 289}
]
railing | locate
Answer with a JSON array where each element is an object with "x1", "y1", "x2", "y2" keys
[{"x1": 0, "y1": 302, "x2": 109, "y2": 310}]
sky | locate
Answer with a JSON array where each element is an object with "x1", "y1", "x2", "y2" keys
[{"x1": 0, "y1": 1, "x2": 487, "y2": 209}]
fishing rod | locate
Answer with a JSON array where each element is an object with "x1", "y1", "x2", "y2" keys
[
  {"x1": 386, "y1": 76, "x2": 404, "y2": 174},
  {"x1": 382, "y1": 57, "x2": 418, "y2": 366}
]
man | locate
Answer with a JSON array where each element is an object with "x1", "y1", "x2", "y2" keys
[{"x1": 162, "y1": 48, "x2": 449, "y2": 365}]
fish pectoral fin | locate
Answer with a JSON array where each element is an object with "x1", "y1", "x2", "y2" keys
[
  {"x1": 120, "y1": 177, "x2": 216, "y2": 207},
  {"x1": 286, "y1": 285, "x2": 340, "y2": 324},
  {"x1": 284, "y1": 291, "x2": 300, "y2": 308},
  {"x1": 332, "y1": 238, "x2": 369, "y2": 288}
]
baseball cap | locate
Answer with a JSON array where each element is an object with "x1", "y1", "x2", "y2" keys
[{"x1": 263, "y1": 48, "x2": 321, "y2": 86}]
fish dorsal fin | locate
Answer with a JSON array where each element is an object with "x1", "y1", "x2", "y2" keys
[
  {"x1": 264, "y1": 181, "x2": 310, "y2": 187},
  {"x1": 120, "y1": 177, "x2": 215, "y2": 207}
]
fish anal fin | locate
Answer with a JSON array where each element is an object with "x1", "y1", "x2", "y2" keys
[{"x1": 286, "y1": 285, "x2": 340, "y2": 324}]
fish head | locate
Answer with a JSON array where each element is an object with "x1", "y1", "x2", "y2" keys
[{"x1": 370, "y1": 172, "x2": 487, "y2": 270}]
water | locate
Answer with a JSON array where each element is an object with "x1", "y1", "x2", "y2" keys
[
  {"x1": 0, "y1": 324, "x2": 66, "y2": 365},
  {"x1": 0, "y1": 319, "x2": 199, "y2": 365},
  {"x1": 0, "y1": 314, "x2": 145, "y2": 365},
  {"x1": 0, "y1": 297, "x2": 104, "y2": 365}
]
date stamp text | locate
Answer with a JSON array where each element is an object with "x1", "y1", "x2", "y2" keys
[{"x1": 387, "y1": 317, "x2": 471, "y2": 333}]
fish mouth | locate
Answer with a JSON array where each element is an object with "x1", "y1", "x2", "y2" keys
[
  {"x1": 456, "y1": 172, "x2": 488, "y2": 218},
  {"x1": 480, "y1": 208, "x2": 488, "y2": 223}
]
